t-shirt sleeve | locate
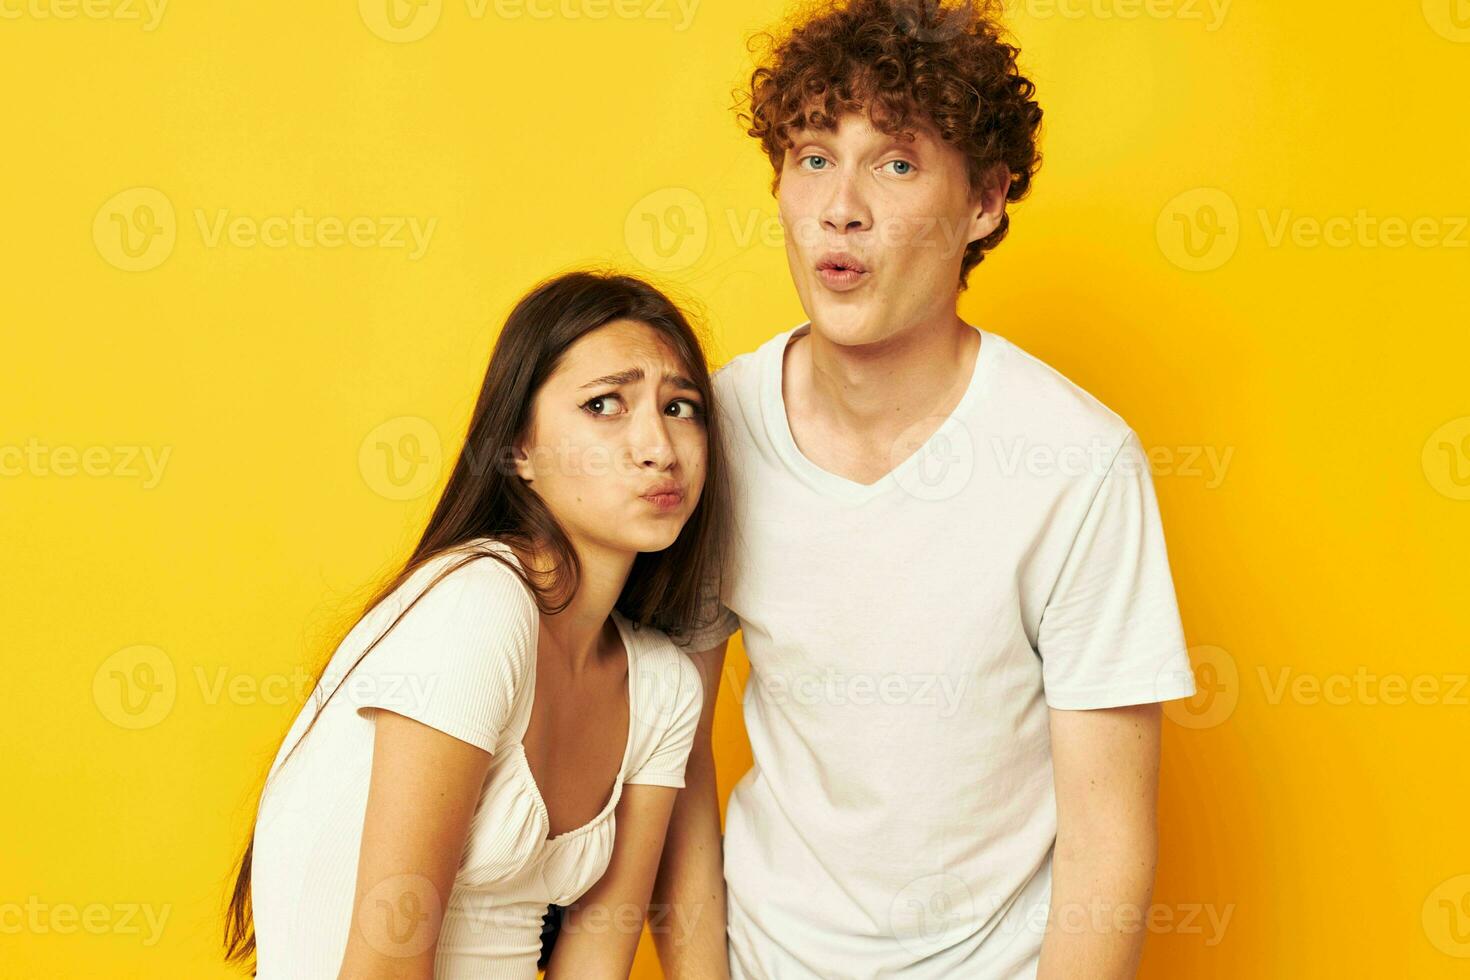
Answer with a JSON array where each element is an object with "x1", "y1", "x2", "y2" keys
[
  {"x1": 348, "y1": 555, "x2": 537, "y2": 754},
  {"x1": 666, "y1": 557, "x2": 740, "y2": 655},
  {"x1": 1037, "y1": 428, "x2": 1198, "y2": 710},
  {"x1": 624, "y1": 650, "x2": 705, "y2": 789}
]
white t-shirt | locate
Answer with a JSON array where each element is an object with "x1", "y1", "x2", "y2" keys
[
  {"x1": 251, "y1": 537, "x2": 703, "y2": 980},
  {"x1": 670, "y1": 321, "x2": 1198, "y2": 978}
]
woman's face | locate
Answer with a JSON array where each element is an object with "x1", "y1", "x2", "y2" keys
[{"x1": 513, "y1": 318, "x2": 708, "y2": 558}]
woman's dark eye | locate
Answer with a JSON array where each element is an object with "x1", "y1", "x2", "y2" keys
[
  {"x1": 668, "y1": 399, "x2": 704, "y2": 420},
  {"x1": 582, "y1": 394, "x2": 623, "y2": 417}
]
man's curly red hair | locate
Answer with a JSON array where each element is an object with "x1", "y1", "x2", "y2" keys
[{"x1": 736, "y1": 0, "x2": 1043, "y2": 291}]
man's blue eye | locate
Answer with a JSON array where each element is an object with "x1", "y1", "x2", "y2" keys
[
  {"x1": 803, "y1": 155, "x2": 828, "y2": 170},
  {"x1": 885, "y1": 160, "x2": 914, "y2": 175}
]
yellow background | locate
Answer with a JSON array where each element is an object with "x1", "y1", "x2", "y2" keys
[{"x1": 3, "y1": 0, "x2": 1468, "y2": 976}]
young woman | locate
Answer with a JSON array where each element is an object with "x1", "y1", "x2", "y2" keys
[{"x1": 222, "y1": 270, "x2": 733, "y2": 979}]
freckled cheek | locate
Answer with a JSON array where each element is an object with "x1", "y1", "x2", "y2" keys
[
  {"x1": 778, "y1": 198, "x2": 822, "y2": 254},
  {"x1": 677, "y1": 433, "x2": 709, "y2": 481},
  {"x1": 532, "y1": 430, "x2": 620, "y2": 500},
  {"x1": 883, "y1": 223, "x2": 961, "y2": 280},
  {"x1": 580, "y1": 432, "x2": 630, "y2": 487}
]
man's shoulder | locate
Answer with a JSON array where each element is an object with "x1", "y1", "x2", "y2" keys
[
  {"x1": 983, "y1": 329, "x2": 1134, "y2": 449},
  {"x1": 709, "y1": 333, "x2": 773, "y2": 391},
  {"x1": 703, "y1": 328, "x2": 789, "y2": 435}
]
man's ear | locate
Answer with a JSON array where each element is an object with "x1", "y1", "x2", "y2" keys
[{"x1": 967, "y1": 162, "x2": 1012, "y2": 245}]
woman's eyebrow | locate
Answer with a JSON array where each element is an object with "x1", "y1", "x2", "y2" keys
[{"x1": 578, "y1": 367, "x2": 700, "y2": 393}]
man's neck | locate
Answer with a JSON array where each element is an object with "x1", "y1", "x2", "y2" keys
[{"x1": 789, "y1": 311, "x2": 980, "y2": 441}]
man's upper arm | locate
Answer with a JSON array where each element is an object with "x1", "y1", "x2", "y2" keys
[
  {"x1": 1047, "y1": 702, "x2": 1162, "y2": 855},
  {"x1": 338, "y1": 708, "x2": 494, "y2": 978},
  {"x1": 687, "y1": 638, "x2": 729, "y2": 748}
]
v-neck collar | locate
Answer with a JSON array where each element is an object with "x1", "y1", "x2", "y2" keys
[{"x1": 760, "y1": 319, "x2": 997, "y2": 503}]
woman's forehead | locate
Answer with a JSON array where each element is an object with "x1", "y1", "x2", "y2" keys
[{"x1": 552, "y1": 321, "x2": 692, "y2": 386}]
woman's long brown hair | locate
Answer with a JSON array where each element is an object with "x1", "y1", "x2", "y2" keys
[{"x1": 222, "y1": 269, "x2": 734, "y2": 973}]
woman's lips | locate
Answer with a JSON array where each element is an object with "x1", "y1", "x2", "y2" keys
[{"x1": 641, "y1": 491, "x2": 683, "y2": 512}]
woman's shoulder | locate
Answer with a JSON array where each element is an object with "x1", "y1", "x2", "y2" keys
[
  {"x1": 352, "y1": 538, "x2": 540, "y2": 681},
  {"x1": 395, "y1": 537, "x2": 538, "y2": 619},
  {"x1": 623, "y1": 618, "x2": 705, "y2": 721},
  {"x1": 620, "y1": 617, "x2": 705, "y2": 788},
  {"x1": 338, "y1": 538, "x2": 541, "y2": 751}
]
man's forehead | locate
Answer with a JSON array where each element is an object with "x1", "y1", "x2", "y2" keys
[{"x1": 787, "y1": 110, "x2": 936, "y2": 147}]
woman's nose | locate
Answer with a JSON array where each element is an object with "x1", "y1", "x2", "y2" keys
[{"x1": 632, "y1": 408, "x2": 676, "y2": 469}]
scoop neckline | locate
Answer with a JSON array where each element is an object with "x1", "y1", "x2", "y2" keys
[
  {"x1": 762, "y1": 320, "x2": 996, "y2": 503},
  {"x1": 461, "y1": 537, "x2": 638, "y2": 847},
  {"x1": 515, "y1": 607, "x2": 638, "y2": 848}
]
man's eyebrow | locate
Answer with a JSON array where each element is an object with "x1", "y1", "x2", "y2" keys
[
  {"x1": 577, "y1": 367, "x2": 701, "y2": 393},
  {"x1": 788, "y1": 131, "x2": 926, "y2": 152}
]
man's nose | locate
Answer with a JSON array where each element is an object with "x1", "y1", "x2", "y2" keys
[{"x1": 821, "y1": 171, "x2": 872, "y2": 233}]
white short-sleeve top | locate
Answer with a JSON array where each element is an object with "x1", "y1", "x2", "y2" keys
[
  {"x1": 669, "y1": 322, "x2": 1198, "y2": 977},
  {"x1": 250, "y1": 537, "x2": 704, "y2": 980}
]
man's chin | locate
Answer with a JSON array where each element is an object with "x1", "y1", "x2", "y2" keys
[{"x1": 806, "y1": 302, "x2": 882, "y2": 346}]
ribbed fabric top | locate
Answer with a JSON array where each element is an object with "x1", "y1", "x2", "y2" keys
[{"x1": 251, "y1": 537, "x2": 703, "y2": 979}]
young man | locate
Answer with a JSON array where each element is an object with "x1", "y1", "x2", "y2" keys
[{"x1": 650, "y1": 1, "x2": 1197, "y2": 976}]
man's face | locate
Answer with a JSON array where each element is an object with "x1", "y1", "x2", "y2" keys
[{"x1": 776, "y1": 110, "x2": 1003, "y2": 344}]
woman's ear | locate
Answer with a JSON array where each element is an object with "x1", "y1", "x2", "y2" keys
[
  {"x1": 508, "y1": 429, "x2": 538, "y2": 487},
  {"x1": 512, "y1": 441, "x2": 535, "y2": 483}
]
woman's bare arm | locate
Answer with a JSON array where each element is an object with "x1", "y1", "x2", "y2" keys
[
  {"x1": 543, "y1": 782, "x2": 680, "y2": 978},
  {"x1": 336, "y1": 707, "x2": 494, "y2": 980}
]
